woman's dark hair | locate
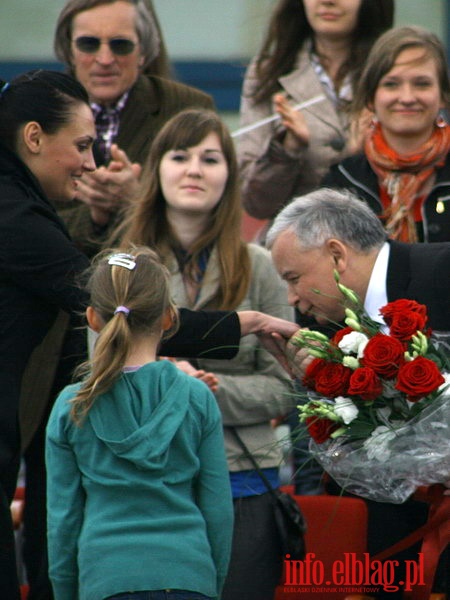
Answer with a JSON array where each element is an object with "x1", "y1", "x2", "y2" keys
[
  {"x1": 251, "y1": 0, "x2": 395, "y2": 104},
  {"x1": 0, "y1": 69, "x2": 89, "y2": 152}
]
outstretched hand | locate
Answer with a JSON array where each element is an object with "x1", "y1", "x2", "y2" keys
[{"x1": 237, "y1": 310, "x2": 300, "y2": 377}]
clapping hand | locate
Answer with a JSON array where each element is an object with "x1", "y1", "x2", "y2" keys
[
  {"x1": 273, "y1": 93, "x2": 310, "y2": 152},
  {"x1": 75, "y1": 144, "x2": 142, "y2": 226}
]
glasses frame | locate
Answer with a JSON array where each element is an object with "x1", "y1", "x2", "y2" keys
[{"x1": 73, "y1": 36, "x2": 137, "y2": 56}]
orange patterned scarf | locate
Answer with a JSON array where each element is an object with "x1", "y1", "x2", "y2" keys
[{"x1": 365, "y1": 121, "x2": 450, "y2": 242}]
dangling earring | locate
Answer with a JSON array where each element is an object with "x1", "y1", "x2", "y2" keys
[
  {"x1": 369, "y1": 114, "x2": 379, "y2": 129},
  {"x1": 435, "y1": 114, "x2": 447, "y2": 128}
]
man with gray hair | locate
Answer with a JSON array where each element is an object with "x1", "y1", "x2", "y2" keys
[
  {"x1": 267, "y1": 187, "x2": 450, "y2": 599},
  {"x1": 268, "y1": 187, "x2": 449, "y2": 335}
]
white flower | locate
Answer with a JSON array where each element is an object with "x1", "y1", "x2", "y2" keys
[
  {"x1": 333, "y1": 396, "x2": 359, "y2": 424},
  {"x1": 363, "y1": 426, "x2": 398, "y2": 461},
  {"x1": 338, "y1": 331, "x2": 369, "y2": 358}
]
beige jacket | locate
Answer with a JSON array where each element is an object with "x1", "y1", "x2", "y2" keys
[
  {"x1": 169, "y1": 243, "x2": 295, "y2": 472},
  {"x1": 238, "y1": 48, "x2": 351, "y2": 221}
]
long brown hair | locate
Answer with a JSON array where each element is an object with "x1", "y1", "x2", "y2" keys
[
  {"x1": 71, "y1": 246, "x2": 178, "y2": 423},
  {"x1": 250, "y1": 0, "x2": 394, "y2": 104},
  {"x1": 120, "y1": 109, "x2": 251, "y2": 310}
]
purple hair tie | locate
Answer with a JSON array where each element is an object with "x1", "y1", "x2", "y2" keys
[{"x1": 114, "y1": 305, "x2": 130, "y2": 317}]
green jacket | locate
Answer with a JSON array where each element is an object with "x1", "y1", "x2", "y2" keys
[{"x1": 46, "y1": 360, "x2": 233, "y2": 600}]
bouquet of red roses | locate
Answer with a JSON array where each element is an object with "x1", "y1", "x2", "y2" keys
[{"x1": 293, "y1": 274, "x2": 450, "y2": 503}]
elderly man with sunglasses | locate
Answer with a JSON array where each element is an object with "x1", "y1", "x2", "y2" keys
[{"x1": 53, "y1": 0, "x2": 214, "y2": 255}]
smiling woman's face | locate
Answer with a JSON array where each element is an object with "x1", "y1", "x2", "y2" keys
[
  {"x1": 29, "y1": 102, "x2": 96, "y2": 202},
  {"x1": 159, "y1": 132, "x2": 229, "y2": 219},
  {"x1": 372, "y1": 47, "x2": 444, "y2": 151}
]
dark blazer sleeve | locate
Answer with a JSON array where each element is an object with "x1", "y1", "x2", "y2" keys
[
  {"x1": 0, "y1": 180, "x2": 90, "y2": 313},
  {"x1": 160, "y1": 308, "x2": 240, "y2": 359}
]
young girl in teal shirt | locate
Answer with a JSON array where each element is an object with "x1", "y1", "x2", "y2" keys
[{"x1": 46, "y1": 247, "x2": 233, "y2": 600}]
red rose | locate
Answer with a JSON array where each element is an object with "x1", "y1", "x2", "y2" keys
[
  {"x1": 380, "y1": 300, "x2": 428, "y2": 340},
  {"x1": 315, "y1": 362, "x2": 352, "y2": 398},
  {"x1": 380, "y1": 299, "x2": 427, "y2": 319},
  {"x1": 305, "y1": 416, "x2": 340, "y2": 443},
  {"x1": 362, "y1": 333, "x2": 405, "y2": 379},
  {"x1": 396, "y1": 356, "x2": 445, "y2": 401},
  {"x1": 386, "y1": 311, "x2": 428, "y2": 342},
  {"x1": 302, "y1": 358, "x2": 326, "y2": 391},
  {"x1": 348, "y1": 367, "x2": 383, "y2": 401}
]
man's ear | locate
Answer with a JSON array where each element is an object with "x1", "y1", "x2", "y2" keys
[
  {"x1": 86, "y1": 306, "x2": 103, "y2": 333},
  {"x1": 22, "y1": 122, "x2": 43, "y2": 154},
  {"x1": 326, "y1": 238, "x2": 348, "y2": 273}
]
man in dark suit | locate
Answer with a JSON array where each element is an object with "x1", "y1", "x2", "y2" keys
[
  {"x1": 267, "y1": 188, "x2": 449, "y2": 335},
  {"x1": 266, "y1": 187, "x2": 450, "y2": 599}
]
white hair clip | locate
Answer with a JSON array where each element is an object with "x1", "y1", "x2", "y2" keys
[{"x1": 107, "y1": 253, "x2": 136, "y2": 270}]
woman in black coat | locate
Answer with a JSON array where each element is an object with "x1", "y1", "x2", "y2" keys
[{"x1": 0, "y1": 70, "x2": 298, "y2": 600}]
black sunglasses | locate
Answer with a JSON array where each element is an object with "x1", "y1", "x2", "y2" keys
[{"x1": 74, "y1": 36, "x2": 137, "y2": 56}]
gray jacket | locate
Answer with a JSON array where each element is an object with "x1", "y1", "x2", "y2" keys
[
  {"x1": 169, "y1": 243, "x2": 295, "y2": 472},
  {"x1": 238, "y1": 48, "x2": 351, "y2": 221}
]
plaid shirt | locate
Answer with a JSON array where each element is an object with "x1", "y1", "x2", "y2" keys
[{"x1": 91, "y1": 92, "x2": 129, "y2": 163}]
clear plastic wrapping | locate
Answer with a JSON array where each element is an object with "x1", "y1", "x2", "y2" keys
[{"x1": 310, "y1": 391, "x2": 450, "y2": 503}]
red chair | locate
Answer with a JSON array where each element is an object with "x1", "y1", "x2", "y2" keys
[
  {"x1": 276, "y1": 489, "x2": 369, "y2": 600},
  {"x1": 393, "y1": 486, "x2": 450, "y2": 600},
  {"x1": 240, "y1": 210, "x2": 268, "y2": 243}
]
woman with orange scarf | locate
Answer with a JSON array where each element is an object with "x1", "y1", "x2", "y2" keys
[{"x1": 322, "y1": 25, "x2": 450, "y2": 243}]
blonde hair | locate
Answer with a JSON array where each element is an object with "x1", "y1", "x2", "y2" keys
[
  {"x1": 119, "y1": 109, "x2": 251, "y2": 310},
  {"x1": 71, "y1": 246, "x2": 178, "y2": 423}
]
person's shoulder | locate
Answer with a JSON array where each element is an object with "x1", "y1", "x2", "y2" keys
[
  {"x1": 391, "y1": 239, "x2": 450, "y2": 264},
  {"x1": 47, "y1": 382, "x2": 82, "y2": 435},
  {"x1": 147, "y1": 75, "x2": 214, "y2": 107},
  {"x1": 173, "y1": 368, "x2": 220, "y2": 421},
  {"x1": 54, "y1": 382, "x2": 82, "y2": 411},
  {"x1": 246, "y1": 242, "x2": 285, "y2": 286},
  {"x1": 323, "y1": 152, "x2": 371, "y2": 184},
  {"x1": 247, "y1": 242, "x2": 271, "y2": 261},
  {"x1": 333, "y1": 152, "x2": 368, "y2": 171}
]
